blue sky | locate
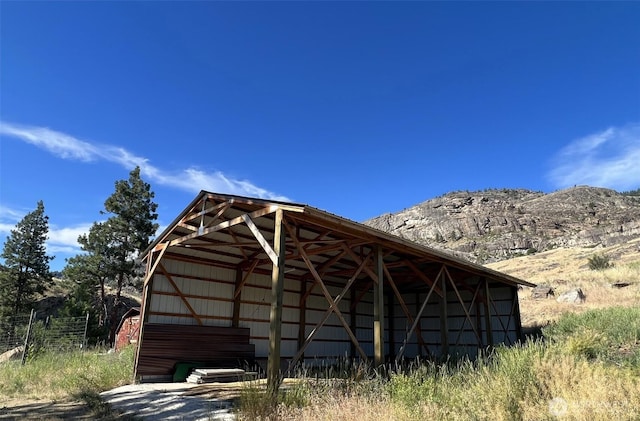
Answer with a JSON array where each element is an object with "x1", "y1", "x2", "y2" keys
[{"x1": 1, "y1": 2, "x2": 639, "y2": 271}]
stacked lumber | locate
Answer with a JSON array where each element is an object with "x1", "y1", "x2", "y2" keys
[
  {"x1": 136, "y1": 324, "x2": 255, "y2": 376},
  {"x1": 186, "y1": 368, "x2": 246, "y2": 384}
]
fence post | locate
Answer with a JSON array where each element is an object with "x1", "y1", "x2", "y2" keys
[
  {"x1": 21, "y1": 309, "x2": 36, "y2": 365},
  {"x1": 82, "y1": 312, "x2": 90, "y2": 351}
]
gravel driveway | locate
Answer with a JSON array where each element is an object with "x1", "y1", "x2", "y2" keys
[{"x1": 101, "y1": 383, "x2": 236, "y2": 420}]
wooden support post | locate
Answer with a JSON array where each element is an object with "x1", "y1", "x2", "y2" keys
[
  {"x1": 284, "y1": 220, "x2": 368, "y2": 361},
  {"x1": 135, "y1": 243, "x2": 168, "y2": 380},
  {"x1": 475, "y1": 300, "x2": 484, "y2": 349},
  {"x1": 373, "y1": 246, "x2": 384, "y2": 366},
  {"x1": 395, "y1": 271, "x2": 440, "y2": 362},
  {"x1": 513, "y1": 285, "x2": 524, "y2": 342},
  {"x1": 439, "y1": 269, "x2": 449, "y2": 356},
  {"x1": 297, "y1": 280, "x2": 307, "y2": 359},
  {"x1": 232, "y1": 268, "x2": 242, "y2": 328},
  {"x1": 267, "y1": 209, "x2": 286, "y2": 395},
  {"x1": 350, "y1": 287, "x2": 357, "y2": 359},
  {"x1": 384, "y1": 264, "x2": 429, "y2": 356},
  {"x1": 445, "y1": 268, "x2": 481, "y2": 346},
  {"x1": 415, "y1": 292, "x2": 422, "y2": 357},
  {"x1": 387, "y1": 291, "x2": 395, "y2": 361},
  {"x1": 483, "y1": 278, "x2": 494, "y2": 347}
]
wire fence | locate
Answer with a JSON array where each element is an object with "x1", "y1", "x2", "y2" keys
[
  {"x1": 0, "y1": 310, "x2": 89, "y2": 364},
  {"x1": 0, "y1": 313, "x2": 32, "y2": 355}
]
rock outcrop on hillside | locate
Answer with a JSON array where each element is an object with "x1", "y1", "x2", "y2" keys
[{"x1": 365, "y1": 186, "x2": 640, "y2": 264}]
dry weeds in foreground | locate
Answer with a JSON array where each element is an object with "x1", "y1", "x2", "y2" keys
[
  {"x1": 264, "y1": 349, "x2": 640, "y2": 421},
  {"x1": 273, "y1": 394, "x2": 412, "y2": 421}
]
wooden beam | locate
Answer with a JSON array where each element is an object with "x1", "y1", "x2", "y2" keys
[
  {"x1": 267, "y1": 209, "x2": 286, "y2": 395},
  {"x1": 180, "y1": 200, "x2": 230, "y2": 224},
  {"x1": 395, "y1": 265, "x2": 443, "y2": 362},
  {"x1": 170, "y1": 206, "x2": 277, "y2": 247},
  {"x1": 443, "y1": 267, "x2": 481, "y2": 344},
  {"x1": 383, "y1": 264, "x2": 430, "y2": 356},
  {"x1": 297, "y1": 280, "x2": 307, "y2": 357},
  {"x1": 234, "y1": 260, "x2": 259, "y2": 299},
  {"x1": 242, "y1": 214, "x2": 279, "y2": 266},
  {"x1": 299, "y1": 249, "x2": 349, "y2": 303},
  {"x1": 415, "y1": 292, "x2": 424, "y2": 357},
  {"x1": 404, "y1": 259, "x2": 443, "y2": 297},
  {"x1": 373, "y1": 246, "x2": 384, "y2": 366},
  {"x1": 451, "y1": 279, "x2": 482, "y2": 347},
  {"x1": 202, "y1": 202, "x2": 231, "y2": 231},
  {"x1": 513, "y1": 286, "x2": 524, "y2": 342},
  {"x1": 350, "y1": 287, "x2": 357, "y2": 358},
  {"x1": 287, "y1": 254, "x2": 367, "y2": 371},
  {"x1": 488, "y1": 294, "x2": 510, "y2": 343},
  {"x1": 483, "y1": 278, "x2": 494, "y2": 347},
  {"x1": 439, "y1": 268, "x2": 449, "y2": 356},
  {"x1": 387, "y1": 291, "x2": 395, "y2": 360},
  {"x1": 142, "y1": 243, "x2": 169, "y2": 286},
  {"x1": 158, "y1": 264, "x2": 203, "y2": 326},
  {"x1": 232, "y1": 268, "x2": 242, "y2": 328},
  {"x1": 350, "y1": 281, "x2": 372, "y2": 310},
  {"x1": 342, "y1": 245, "x2": 379, "y2": 284},
  {"x1": 284, "y1": 219, "x2": 368, "y2": 361},
  {"x1": 135, "y1": 243, "x2": 168, "y2": 380}
]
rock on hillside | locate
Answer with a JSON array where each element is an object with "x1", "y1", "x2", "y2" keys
[{"x1": 365, "y1": 186, "x2": 640, "y2": 264}]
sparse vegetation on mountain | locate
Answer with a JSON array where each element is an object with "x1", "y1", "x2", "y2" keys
[
  {"x1": 587, "y1": 253, "x2": 613, "y2": 271},
  {"x1": 621, "y1": 188, "x2": 640, "y2": 196}
]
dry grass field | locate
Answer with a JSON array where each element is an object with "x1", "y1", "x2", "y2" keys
[{"x1": 487, "y1": 238, "x2": 640, "y2": 328}]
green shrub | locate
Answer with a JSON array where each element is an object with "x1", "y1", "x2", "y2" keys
[
  {"x1": 565, "y1": 328, "x2": 608, "y2": 359},
  {"x1": 543, "y1": 307, "x2": 640, "y2": 367},
  {"x1": 587, "y1": 253, "x2": 613, "y2": 270}
]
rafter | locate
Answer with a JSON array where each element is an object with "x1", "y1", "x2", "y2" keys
[
  {"x1": 443, "y1": 267, "x2": 481, "y2": 344},
  {"x1": 143, "y1": 243, "x2": 169, "y2": 286},
  {"x1": 404, "y1": 259, "x2": 443, "y2": 297},
  {"x1": 242, "y1": 214, "x2": 279, "y2": 266},
  {"x1": 181, "y1": 200, "x2": 230, "y2": 224},
  {"x1": 283, "y1": 219, "x2": 368, "y2": 361},
  {"x1": 395, "y1": 264, "x2": 444, "y2": 362},
  {"x1": 383, "y1": 263, "x2": 430, "y2": 355},
  {"x1": 169, "y1": 206, "x2": 278, "y2": 247},
  {"x1": 287, "y1": 251, "x2": 368, "y2": 371},
  {"x1": 157, "y1": 263, "x2": 203, "y2": 325}
]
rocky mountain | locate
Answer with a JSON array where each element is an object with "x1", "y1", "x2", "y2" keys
[{"x1": 365, "y1": 186, "x2": 640, "y2": 264}]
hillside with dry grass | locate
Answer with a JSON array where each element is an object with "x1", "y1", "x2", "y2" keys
[{"x1": 487, "y1": 237, "x2": 640, "y2": 328}]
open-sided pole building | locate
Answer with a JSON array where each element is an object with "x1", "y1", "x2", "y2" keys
[{"x1": 134, "y1": 192, "x2": 534, "y2": 389}]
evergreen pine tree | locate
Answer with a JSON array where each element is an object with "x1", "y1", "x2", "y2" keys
[
  {"x1": 0, "y1": 201, "x2": 53, "y2": 338},
  {"x1": 102, "y1": 167, "x2": 158, "y2": 342},
  {"x1": 63, "y1": 167, "x2": 158, "y2": 344}
]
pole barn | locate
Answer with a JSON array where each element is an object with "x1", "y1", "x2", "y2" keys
[{"x1": 134, "y1": 192, "x2": 534, "y2": 387}]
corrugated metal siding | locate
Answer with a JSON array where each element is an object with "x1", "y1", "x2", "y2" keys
[
  {"x1": 144, "y1": 254, "x2": 520, "y2": 364},
  {"x1": 388, "y1": 281, "x2": 519, "y2": 359}
]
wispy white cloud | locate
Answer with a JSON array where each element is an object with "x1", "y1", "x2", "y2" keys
[
  {"x1": 0, "y1": 121, "x2": 290, "y2": 201},
  {"x1": 47, "y1": 223, "x2": 93, "y2": 253},
  {"x1": 548, "y1": 123, "x2": 640, "y2": 191},
  {"x1": 0, "y1": 205, "x2": 91, "y2": 258}
]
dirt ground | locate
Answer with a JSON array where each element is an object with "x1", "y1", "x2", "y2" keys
[{"x1": 0, "y1": 398, "x2": 98, "y2": 421}]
